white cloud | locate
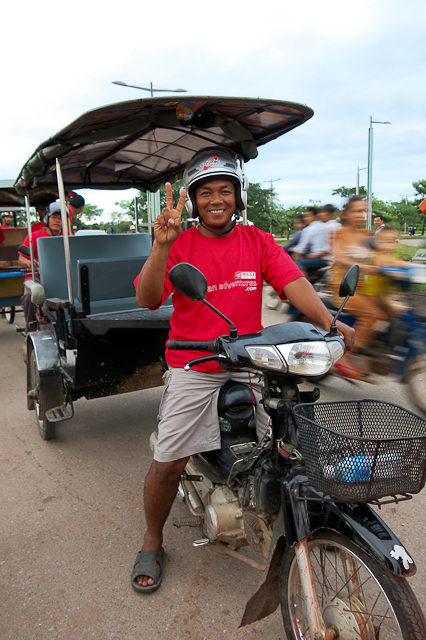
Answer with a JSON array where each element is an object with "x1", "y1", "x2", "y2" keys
[{"x1": 1, "y1": 0, "x2": 426, "y2": 215}]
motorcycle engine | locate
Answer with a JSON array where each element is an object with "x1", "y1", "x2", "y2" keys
[{"x1": 203, "y1": 487, "x2": 247, "y2": 547}]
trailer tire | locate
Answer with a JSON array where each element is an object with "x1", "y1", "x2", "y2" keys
[{"x1": 29, "y1": 351, "x2": 56, "y2": 440}]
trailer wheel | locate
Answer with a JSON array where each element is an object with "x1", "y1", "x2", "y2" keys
[{"x1": 29, "y1": 351, "x2": 56, "y2": 440}]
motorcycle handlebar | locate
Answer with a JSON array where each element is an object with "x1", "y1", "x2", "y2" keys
[{"x1": 167, "y1": 340, "x2": 216, "y2": 352}]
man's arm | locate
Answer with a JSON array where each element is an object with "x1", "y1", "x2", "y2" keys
[
  {"x1": 283, "y1": 277, "x2": 355, "y2": 349},
  {"x1": 18, "y1": 254, "x2": 32, "y2": 269},
  {"x1": 135, "y1": 183, "x2": 186, "y2": 308},
  {"x1": 282, "y1": 231, "x2": 300, "y2": 252},
  {"x1": 136, "y1": 242, "x2": 173, "y2": 308}
]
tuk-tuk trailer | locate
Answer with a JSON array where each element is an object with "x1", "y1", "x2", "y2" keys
[{"x1": 14, "y1": 95, "x2": 313, "y2": 439}]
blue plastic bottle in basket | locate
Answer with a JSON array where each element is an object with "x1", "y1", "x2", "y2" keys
[{"x1": 324, "y1": 453, "x2": 402, "y2": 483}]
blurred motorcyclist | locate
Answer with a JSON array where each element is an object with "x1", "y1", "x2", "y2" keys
[
  {"x1": 331, "y1": 197, "x2": 397, "y2": 378},
  {"x1": 282, "y1": 213, "x2": 305, "y2": 256},
  {"x1": 293, "y1": 206, "x2": 328, "y2": 276},
  {"x1": 317, "y1": 204, "x2": 341, "y2": 265}
]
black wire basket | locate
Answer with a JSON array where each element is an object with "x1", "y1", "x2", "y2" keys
[{"x1": 293, "y1": 400, "x2": 426, "y2": 503}]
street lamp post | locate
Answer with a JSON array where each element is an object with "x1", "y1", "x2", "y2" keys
[
  {"x1": 112, "y1": 81, "x2": 187, "y2": 97},
  {"x1": 356, "y1": 167, "x2": 367, "y2": 196},
  {"x1": 112, "y1": 81, "x2": 187, "y2": 236},
  {"x1": 264, "y1": 178, "x2": 281, "y2": 233},
  {"x1": 366, "y1": 117, "x2": 391, "y2": 230}
]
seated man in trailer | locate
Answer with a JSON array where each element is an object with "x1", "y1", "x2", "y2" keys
[{"x1": 18, "y1": 202, "x2": 67, "y2": 332}]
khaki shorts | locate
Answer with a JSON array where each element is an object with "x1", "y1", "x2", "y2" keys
[{"x1": 154, "y1": 367, "x2": 269, "y2": 462}]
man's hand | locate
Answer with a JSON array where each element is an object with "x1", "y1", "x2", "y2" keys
[
  {"x1": 335, "y1": 321, "x2": 355, "y2": 350},
  {"x1": 154, "y1": 182, "x2": 187, "y2": 245},
  {"x1": 283, "y1": 277, "x2": 356, "y2": 351}
]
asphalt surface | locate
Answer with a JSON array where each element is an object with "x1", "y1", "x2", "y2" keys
[{"x1": 1, "y1": 304, "x2": 426, "y2": 640}]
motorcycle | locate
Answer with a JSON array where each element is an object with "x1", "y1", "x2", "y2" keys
[
  {"x1": 153, "y1": 261, "x2": 426, "y2": 639},
  {"x1": 328, "y1": 265, "x2": 426, "y2": 416}
]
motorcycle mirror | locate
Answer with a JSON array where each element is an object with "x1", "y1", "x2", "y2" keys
[
  {"x1": 169, "y1": 262, "x2": 207, "y2": 301},
  {"x1": 327, "y1": 264, "x2": 360, "y2": 336},
  {"x1": 339, "y1": 264, "x2": 360, "y2": 298}
]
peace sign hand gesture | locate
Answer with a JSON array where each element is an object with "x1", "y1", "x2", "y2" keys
[{"x1": 154, "y1": 182, "x2": 187, "y2": 245}]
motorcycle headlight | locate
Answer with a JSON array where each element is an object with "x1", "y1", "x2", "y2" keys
[
  {"x1": 277, "y1": 341, "x2": 332, "y2": 376},
  {"x1": 327, "y1": 339, "x2": 345, "y2": 364},
  {"x1": 245, "y1": 345, "x2": 286, "y2": 371}
]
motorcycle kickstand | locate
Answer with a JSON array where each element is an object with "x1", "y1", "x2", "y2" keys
[{"x1": 295, "y1": 538, "x2": 338, "y2": 640}]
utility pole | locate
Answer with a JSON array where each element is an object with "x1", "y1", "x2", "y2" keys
[
  {"x1": 264, "y1": 178, "x2": 281, "y2": 234},
  {"x1": 356, "y1": 167, "x2": 367, "y2": 195},
  {"x1": 366, "y1": 117, "x2": 391, "y2": 230}
]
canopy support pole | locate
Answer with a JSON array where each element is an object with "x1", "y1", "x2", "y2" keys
[
  {"x1": 134, "y1": 196, "x2": 138, "y2": 232},
  {"x1": 240, "y1": 156, "x2": 248, "y2": 226},
  {"x1": 25, "y1": 194, "x2": 36, "y2": 282},
  {"x1": 147, "y1": 190, "x2": 152, "y2": 242},
  {"x1": 56, "y1": 158, "x2": 74, "y2": 307}
]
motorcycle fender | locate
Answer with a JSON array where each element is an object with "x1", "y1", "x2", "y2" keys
[
  {"x1": 27, "y1": 331, "x2": 63, "y2": 417},
  {"x1": 308, "y1": 499, "x2": 417, "y2": 577},
  {"x1": 240, "y1": 498, "x2": 417, "y2": 627},
  {"x1": 285, "y1": 472, "x2": 417, "y2": 578}
]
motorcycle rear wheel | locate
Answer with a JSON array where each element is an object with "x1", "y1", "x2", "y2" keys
[{"x1": 280, "y1": 530, "x2": 426, "y2": 640}]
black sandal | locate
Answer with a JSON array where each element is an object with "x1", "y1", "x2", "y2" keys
[{"x1": 131, "y1": 549, "x2": 164, "y2": 594}]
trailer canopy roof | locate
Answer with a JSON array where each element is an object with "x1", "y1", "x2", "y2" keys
[{"x1": 14, "y1": 96, "x2": 313, "y2": 196}]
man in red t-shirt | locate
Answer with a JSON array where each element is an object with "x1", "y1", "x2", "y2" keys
[
  {"x1": 18, "y1": 202, "x2": 66, "y2": 332},
  {"x1": 1, "y1": 212, "x2": 14, "y2": 229},
  {"x1": 131, "y1": 147, "x2": 355, "y2": 593}
]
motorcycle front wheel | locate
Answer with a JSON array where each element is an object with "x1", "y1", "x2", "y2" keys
[{"x1": 280, "y1": 530, "x2": 426, "y2": 640}]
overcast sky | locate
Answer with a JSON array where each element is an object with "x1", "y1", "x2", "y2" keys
[{"x1": 1, "y1": 0, "x2": 425, "y2": 216}]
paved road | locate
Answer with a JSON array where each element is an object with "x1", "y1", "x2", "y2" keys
[
  {"x1": 1, "y1": 306, "x2": 426, "y2": 640},
  {"x1": 399, "y1": 237, "x2": 426, "y2": 247}
]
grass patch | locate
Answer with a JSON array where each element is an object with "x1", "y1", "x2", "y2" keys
[{"x1": 395, "y1": 244, "x2": 419, "y2": 261}]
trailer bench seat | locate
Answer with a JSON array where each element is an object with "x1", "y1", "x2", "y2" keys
[{"x1": 37, "y1": 233, "x2": 158, "y2": 316}]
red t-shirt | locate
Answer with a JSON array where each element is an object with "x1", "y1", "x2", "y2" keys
[
  {"x1": 20, "y1": 228, "x2": 53, "y2": 280},
  {"x1": 134, "y1": 225, "x2": 304, "y2": 372},
  {"x1": 31, "y1": 221, "x2": 45, "y2": 232},
  {"x1": 0, "y1": 228, "x2": 4, "y2": 244}
]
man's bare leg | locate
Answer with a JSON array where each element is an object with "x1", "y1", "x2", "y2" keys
[{"x1": 135, "y1": 456, "x2": 189, "y2": 587}]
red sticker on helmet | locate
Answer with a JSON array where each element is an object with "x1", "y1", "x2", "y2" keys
[{"x1": 202, "y1": 156, "x2": 219, "y2": 171}]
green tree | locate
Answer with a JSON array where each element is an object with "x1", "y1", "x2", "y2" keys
[
  {"x1": 384, "y1": 200, "x2": 419, "y2": 231},
  {"x1": 107, "y1": 181, "x2": 186, "y2": 233},
  {"x1": 246, "y1": 182, "x2": 278, "y2": 231},
  {"x1": 8, "y1": 208, "x2": 30, "y2": 227},
  {"x1": 275, "y1": 205, "x2": 306, "y2": 239},
  {"x1": 332, "y1": 186, "x2": 367, "y2": 199},
  {"x1": 72, "y1": 203, "x2": 104, "y2": 231}
]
